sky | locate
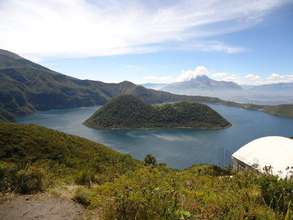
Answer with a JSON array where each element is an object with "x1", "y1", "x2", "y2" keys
[{"x1": 0, "y1": 0, "x2": 293, "y2": 85}]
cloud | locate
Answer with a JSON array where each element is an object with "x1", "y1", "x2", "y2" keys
[
  {"x1": 264, "y1": 73, "x2": 293, "y2": 84},
  {"x1": 176, "y1": 66, "x2": 209, "y2": 82},
  {"x1": 145, "y1": 65, "x2": 293, "y2": 85},
  {"x1": 189, "y1": 41, "x2": 246, "y2": 54},
  {"x1": 0, "y1": 0, "x2": 287, "y2": 59},
  {"x1": 211, "y1": 72, "x2": 293, "y2": 85}
]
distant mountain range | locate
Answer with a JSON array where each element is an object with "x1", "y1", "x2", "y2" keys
[
  {"x1": 247, "y1": 82, "x2": 293, "y2": 93},
  {"x1": 144, "y1": 75, "x2": 293, "y2": 105},
  {"x1": 143, "y1": 75, "x2": 241, "y2": 91},
  {"x1": 162, "y1": 75, "x2": 242, "y2": 92},
  {"x1": 144, "y1": 75, "x2": 293, "y2": 93}
]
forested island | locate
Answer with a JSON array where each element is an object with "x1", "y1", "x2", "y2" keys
[{"x1": 84, "y1": 95, "x2": 231, "y2": 129}]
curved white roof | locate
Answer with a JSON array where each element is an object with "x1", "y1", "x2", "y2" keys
[{"x1": 232, "y1": 136, "x2": 293, "y2": 178}]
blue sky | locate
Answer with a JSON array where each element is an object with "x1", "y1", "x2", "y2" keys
[{"x1": 0, "y1": 0, "x2": 293, "y2": 85}]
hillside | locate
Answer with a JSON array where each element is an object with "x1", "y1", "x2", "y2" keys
[
  {"x1": 85, "y1": 95, "x2": 231, "y2": 129},
  {"x1": 261, "y1": 104, "x2": 293, "y2": 118},
  {"x1": 1, "y1": 123, "x2": 293, "y2": 219},
  {"x1": 0, "y1": 123, "x2": 140, "y2": 192}
]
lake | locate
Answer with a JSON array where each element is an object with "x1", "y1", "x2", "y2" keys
[{"x1": 17, "y1": 104, "x2": 293, "y2": 169}]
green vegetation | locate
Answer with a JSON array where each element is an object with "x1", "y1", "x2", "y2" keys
[
  {"x1": 84, "y1": 95, "x2": 231, "y2": 129},
  {"x1": 1, "y1": 123, "x2": 293, "y2": 219},
  {"x1": 0, "y1": 123, "x2": 140, "y2": 193},
  {"x1": 144, "y1": 154, "x2": 157, "y2": 166},
  {"x1": 74, "y1": 166, "x2": 293, "y2": 219}
]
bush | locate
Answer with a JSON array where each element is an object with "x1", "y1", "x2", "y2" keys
[
  {"x1": 75, "y1": 170, "x2": 96, "y2": 187},
  {"x1": 15, "y1": 166, "x2": 46, "y2": 194},
  {"x1": 100, "y1": 167, "x2": 190, "y2": 220},
  {"x1": 144, "y1": 154, "x2": 157, "y2": 166},
  {"x1": 0, "y1": 161, "x2": 17, "y2": 192},
  {"x1": 258, "y1": 175, "x2": 293, "y2": 213},
  {"x1": 74, "y1": 188, "x2": 92, "y2": 207}
]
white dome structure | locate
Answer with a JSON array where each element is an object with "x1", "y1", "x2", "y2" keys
[{"x1": 232, "y1": 136, "x2": 293, "y2": 178}]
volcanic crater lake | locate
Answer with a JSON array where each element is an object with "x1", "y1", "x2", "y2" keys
[{"x1": 17, "y1": 104, "x2": 293, "y2": 169}]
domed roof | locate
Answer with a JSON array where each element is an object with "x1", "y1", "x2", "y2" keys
[{"x1": 232, "y1": 136, "x2": 293, "y2": 178}]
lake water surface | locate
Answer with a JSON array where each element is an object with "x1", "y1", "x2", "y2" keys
[{"x1": 17, "y1": 104, "x2": 293, "y2": 169}]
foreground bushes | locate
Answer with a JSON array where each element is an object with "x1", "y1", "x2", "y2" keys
[
  {"x1": 73, "y1": 166, "x2": 291, "y2": 220},
  {"x1": 0, "y1": 162, "x2": 46, "y2": 193}
]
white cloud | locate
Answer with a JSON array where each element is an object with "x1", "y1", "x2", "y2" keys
[
  {"x1": 190, "y1": 41, "x2": 246, "y2": 54},
  {"x1": 0, "y1": 0, "x2": 287, "y2": 59},
  {"x1": 176, "y1": 66, "x2": 209, "y2": 82},
  {"x1": 211, "y1": 72, "x2": 293, "y2": 85},
  {"x1": 144, "y1": 65, "x2": 293, "y2": 85},
  {"x1": 245, "y1": 74, "x2": 261, "y2": 81},
  {"x1": 264, "y1": 73, "x2": 293, "y2": 84}
]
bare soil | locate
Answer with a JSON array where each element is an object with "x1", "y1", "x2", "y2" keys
[{"x1": 0, "y1": 193, "x2": 86, "y2": 220}]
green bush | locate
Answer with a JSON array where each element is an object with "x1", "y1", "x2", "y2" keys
[
  {"x1": 99, "y1": 168, "x2": 191, "y2": 220},
  {"x1": 258, "y1": 175, "x2": 293, "y2": 213},
  {"x1": 15, "y1": 166, "x2": 46, "y2": 194},
  {"x1": 0, "y1": 161, "x2": 17, "y2": 192},
  {"x1": 144, "y1": 154, "x2": 157, "y2": 166},
  {"x1": 74, "y1": 188, "x2": 92, "y2": 207},
  {"x1": 75, "y1": 170, "x2": 96, "y2": 187}
]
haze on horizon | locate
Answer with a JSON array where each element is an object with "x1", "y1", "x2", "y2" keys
[{"x1": 0, "y1": 0, "x2": 293, "y2": 85}]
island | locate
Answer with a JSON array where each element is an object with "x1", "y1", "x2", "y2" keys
[{"x1": 84, "y1": 95, "x2": 231, "y2": 129}]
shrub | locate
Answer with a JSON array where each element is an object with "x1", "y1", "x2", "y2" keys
[
  {"x1": 74, "y1": 188, "x2": 92, "y2": 207},
  {"x1": 144, "y1": 154, "x2": 157, "y2": 166},
  {"x1": 100, "y1": 167, "x2": 190, "y2": 220},
  {"x1": 258, "y1": 175, "x2": 293, "y2": 213},
  {"x1": 15, "y1": 166, "x2": 46, "y2": 194},
  {"x1": 75, "y1": 170, "x2": 96, "y2": 187},
  {"x1": 0, "y1": 161, "x2": 17, "y2": 192}
]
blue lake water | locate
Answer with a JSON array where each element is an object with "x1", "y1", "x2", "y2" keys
[{"x1": 17, "y1": 104, "x2": 293, "y2": 169}]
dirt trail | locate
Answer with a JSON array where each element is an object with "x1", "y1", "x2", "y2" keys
[{"x1": 0, "y1": 193, "x2": 86, "y2": 220}]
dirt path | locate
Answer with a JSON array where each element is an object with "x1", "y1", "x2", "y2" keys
[{"x1": 0, "y1": 193, "x2": 86, "y2": 220}]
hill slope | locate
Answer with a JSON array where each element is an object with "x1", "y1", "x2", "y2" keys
[
  {"x1": 84, "y1": 95, "x2": 231, "y2": 129},
  {"x1": 1, "y1": 123, "x2": 292, "y2": 219},
  {"x1": 261, "y1": 104, "x2": 293, "y2": 118},
  {"x1": 0, "y1": 123, "x2": 140, "y2": 192}
]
